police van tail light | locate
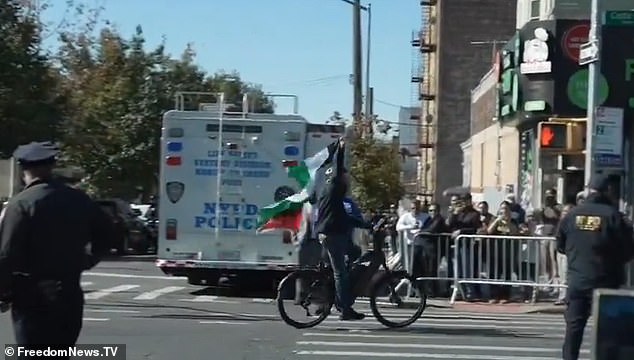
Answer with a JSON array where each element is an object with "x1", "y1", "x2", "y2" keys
[
  {"x1": 282, "y1": 231, "x2": 292, "y2": 244},
  {"x1": 166, "y1": 219, "x2": 177, "y2": 240},
  {"x1": 282, "y1": 160, "x2": 298, "y2": 167}
]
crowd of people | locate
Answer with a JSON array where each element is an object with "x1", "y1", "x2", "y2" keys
[{"x1": 387, "y1": 189, "x2": 587, "y2": 305}]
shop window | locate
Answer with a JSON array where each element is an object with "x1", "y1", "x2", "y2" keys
[{"x1": 530, "y1": 0, "x2": 540, "y2": 21}]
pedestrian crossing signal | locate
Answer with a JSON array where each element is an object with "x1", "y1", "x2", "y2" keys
[
  {"x1": 537, "y1": 121, "x2": 586, "y2": 151},
  {"x1": 538, "y1": 122, "x2": 567, "y2": 149}
]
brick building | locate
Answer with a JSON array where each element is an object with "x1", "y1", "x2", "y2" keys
[
  {"x1": 413, "y1": 0, "x2": 517, "y2": 209},
  {"x1": 465, "y1": 63, "x2": 520, "y2": 209}
]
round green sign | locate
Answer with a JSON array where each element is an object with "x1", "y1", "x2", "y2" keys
[{"x1": 566, "y1": 69, "x2": 609, "y2": 109}]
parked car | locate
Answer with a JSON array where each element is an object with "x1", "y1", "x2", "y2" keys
[
  {"x1": 130, "y1": 203, "x2": 158, "y2": 253},
  {"x1": 96, "y1": 198, "x2": 149, "y2": 255}
]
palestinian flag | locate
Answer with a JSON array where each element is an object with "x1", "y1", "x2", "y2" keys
[{"x1": 256, "y1": 141, "x2": 338, "y2": 234}]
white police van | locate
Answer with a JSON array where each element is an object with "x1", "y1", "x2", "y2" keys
[{"x1": 156, "y1": 92, "x2": 344, "y2": 287}]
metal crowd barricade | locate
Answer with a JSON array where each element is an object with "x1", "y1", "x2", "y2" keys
[
  {"x1": 449, "y1": 234, "x2": 565, "y2": 304},
  {"x1": 392, "y1": 232, "x2": 454, "y2": 299}
]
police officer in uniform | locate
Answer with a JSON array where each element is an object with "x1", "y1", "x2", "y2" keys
[
  {"x1": 0, "y1": 142, "x2": 113, "y2": 356},
  {"x1": 556, "y1": 174, "x2": 634, "y2": 360}
]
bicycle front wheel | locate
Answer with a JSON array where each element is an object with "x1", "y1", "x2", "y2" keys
[
  {"x1": 369, "y1": 271, "x2": 426, "y2": 328},
  {"x1": 276, "y1": 270, "x2": 335, "y2": 329}
]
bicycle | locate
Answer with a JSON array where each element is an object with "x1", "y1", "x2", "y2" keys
[{"x1": 276, "y1": 217, "x2": 427, "y2": 329}]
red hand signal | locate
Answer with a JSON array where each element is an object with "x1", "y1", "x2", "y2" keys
[{"x1": 541, "y1": 126, "x2": 555, "y2": 147}]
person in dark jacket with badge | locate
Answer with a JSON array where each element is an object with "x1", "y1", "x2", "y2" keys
[
  {"x1": 556, "y1": 174, "x2": 634, "y2": 360},
  {"x1": 0, "y1": 141, "x2": 113, "y2": 353}
]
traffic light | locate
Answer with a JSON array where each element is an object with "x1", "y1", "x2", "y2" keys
[
  {"x1": 538, "y1": 122, "x2": 567, "y2": 149},
  {"x1": 537, "y1": 121, "x2": 586, "y2": 151}
]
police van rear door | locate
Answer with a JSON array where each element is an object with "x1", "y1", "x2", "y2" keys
[{"x1": 158, "y1": 112, "x2": 307, "y2": 268}]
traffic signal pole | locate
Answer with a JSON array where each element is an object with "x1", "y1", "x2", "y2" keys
[
  {"x1": 352, "y1": 0, "x2": 364, "y2": 136},
  {"x1": 584, "y1": 0, "x2": 602, "y2": 185}
]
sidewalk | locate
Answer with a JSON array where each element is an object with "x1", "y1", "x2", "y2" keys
[{"x1": 426, "y1": 298, "x2": 566, "y2": 314}]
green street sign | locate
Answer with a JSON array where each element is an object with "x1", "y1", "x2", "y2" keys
[{"x1": 604, "y1": 11, "x2": 634, "y2": 26}]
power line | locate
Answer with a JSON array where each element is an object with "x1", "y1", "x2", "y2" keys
[
  {"x1": 331, "y1": 118, "x2": 429, "y2": 128},
  {"x1": 375, "y1": 98, "x2": 406, "y2": 108},
  {"x1": 380, "y1": 118, "x2": 429, "y2": 127},
  {"x1": 269, "y1": 74, "x2": 350, "y2": 87}
]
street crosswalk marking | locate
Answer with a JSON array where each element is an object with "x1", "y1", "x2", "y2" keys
[
  {"x1": 293, "y1": 309, "x2": 592, "y2": 360},
  {"x1": 178, "y1": 295, "x2": 239, "y2": 304},
  {"x1": 84, "y1": 284, "x2": 140, "y2": 300},
  {"x1": 293, "y1": 351, "x2": 572, "y2": 359},
  {"x1": 296, "y1": 341, "x2": 588, "y2": 354},
  {"x1": 84, "y1": 317, "x2": 111, "y2": 322},
  {"x1": 133, "y1": 286, "x2": 186, "y2": 300}
]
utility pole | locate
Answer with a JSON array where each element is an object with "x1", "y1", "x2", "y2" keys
[
  {"x1": 352, "y1": 0, "x2": 364, "y2": 136},
  {"x1": 584, "y1": 0, "x2": 602, "y2": 185},
  {"x1": 364, "y1": 3, "x2": 372, "y2": 121}
]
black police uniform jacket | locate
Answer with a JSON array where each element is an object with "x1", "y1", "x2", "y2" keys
[
  {"x1": 556, "y1": 193, "x2": 634, "y2": 291},
  {"x1": 0, "y1": 179, "x2": 113, "y2": 297}
]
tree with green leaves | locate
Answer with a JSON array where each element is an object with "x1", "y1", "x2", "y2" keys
[
  {"x1": 55, "y1": 24, "x2": 274, "y2": 198},
  {"x1": 350, "y1": 132, "x2": 404, "y2": 212},
  {"x1": 0, "y1": 0, "x2": 64, "y2": 157}
]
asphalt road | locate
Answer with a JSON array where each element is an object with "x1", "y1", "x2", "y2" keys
[{"x1": 0, "y1": 256, "x2": 593, "y2": 360}]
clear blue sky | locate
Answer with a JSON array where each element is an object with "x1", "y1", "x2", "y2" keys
[{"x1": 41, "y1": 0, "x2": 421, "y2": 124}]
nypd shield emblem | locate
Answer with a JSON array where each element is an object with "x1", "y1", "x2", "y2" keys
[{"x1": 166, "y1": 182, "x2": 185, "y2": 203}]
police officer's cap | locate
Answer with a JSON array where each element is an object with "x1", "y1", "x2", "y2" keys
[
  {"x1": 588, "y1": 174, "x2": 610, "y2": 192},
  {"x1": 13, "y1": 141, "x2": 60, "y2": 166}
]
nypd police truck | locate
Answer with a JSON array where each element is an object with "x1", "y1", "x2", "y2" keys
[{"x1": 156, "y1": 92, "x2": 344, "y2": 288}]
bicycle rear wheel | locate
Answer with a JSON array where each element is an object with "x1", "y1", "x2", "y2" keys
[
  {"x1": 369, "y1": 271, "x2": 426, "y2": 328},
  {"x1": 276, "y1": 270, "x2": 335, "y2": 329}
]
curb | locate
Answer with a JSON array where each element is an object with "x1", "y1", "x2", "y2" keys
[
  {"x1": 522, "y1": 305, "x2": 566, "y2": 314},
  {"x1": 426, "y1": 299, "x2": 453, "y2": 309},
  {"x1": 423, "y1": 299, "x2": 567, "y2": 314},
  {"x1": 449, "y1": 303, "x2": 567, "y2": 314}
]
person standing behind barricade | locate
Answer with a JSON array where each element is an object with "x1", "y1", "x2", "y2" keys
[
  {"x1": 475, "y1": 202, "x2": 494, "y2": 300},
  {"x1": 416, "y1": 203, "x2": 449, "y2": 298},
  {"x1": 557, "y1": 174, "x2": 634, "y2": 360},
  {"x1": 447, "y1": 195, "x2": 459, "y2": 216},
  {"x1": 396, "y1": 200, "x2": 429, "y2": 271},
  {"x1": 0, "y1": 142, "x2": 113, "y2": 353},
  {"x1": 554, "y1": 203, "x2": 575, "y2": 306},
  {"x1": 476, "y1": 202, "x2": 494, "y2": 229},
  {"x1": 386, "y1": 204, "x2": 399, "y2": 256},
  {"x1": 533, "y1": 189, "x2": 563, "y2": 289},
  {"x1": 447, "y1": 194, "x2": 482, "y2": 302},
  {"x1": 486, "y1": 201, "x2": 522, "y2": 304},
  {"x1": 505, "y1": 194, "x2": 526, "y2": 224}
]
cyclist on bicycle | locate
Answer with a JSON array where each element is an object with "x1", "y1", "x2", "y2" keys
[{"x1": 310, "y1": 139, "x2": 372, "y2": 320}]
